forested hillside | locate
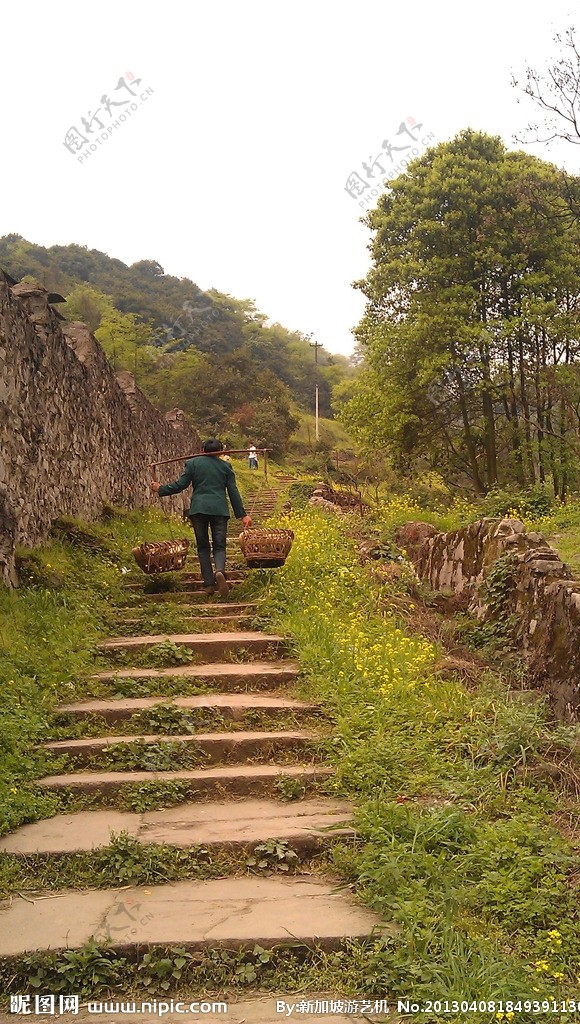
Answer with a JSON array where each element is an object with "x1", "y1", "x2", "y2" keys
[{"x1": 0, "y1": 235, "x2": 354, "y2": 454}]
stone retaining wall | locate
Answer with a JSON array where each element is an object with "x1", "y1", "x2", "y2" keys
[
  {"x1": 396, "y1": 518, "x2": 580, "y2": 721},
  {"x1": 0, "y1": 275, "x2": 200, "y2": 585}
]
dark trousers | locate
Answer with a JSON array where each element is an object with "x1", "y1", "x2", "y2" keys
[{"x1": 189, "y1": 514, "x2": 228, "y2": 587}]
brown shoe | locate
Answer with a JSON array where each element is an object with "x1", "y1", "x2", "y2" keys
[
  {"x1": 214, "y1": 571, "x2": 229, "y2": 598},
  {"x1": 202, "y1": 586, "x2": 216, "y2": 595}
]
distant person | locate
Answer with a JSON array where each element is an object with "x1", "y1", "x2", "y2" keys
[
  {"x1": 152, "y1": 439, "x2": 252, "y2": 597},
  {"x1": 248, "y1": 445, "x2": 258, "y2": 469}
]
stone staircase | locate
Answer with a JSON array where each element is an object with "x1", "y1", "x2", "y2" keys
[
  {"x1": 0, "y1": 501, "x2": 389, "y2": 1012},
  {"x1": 245, "y1": 486, "x2": 281, "y2": 523}
]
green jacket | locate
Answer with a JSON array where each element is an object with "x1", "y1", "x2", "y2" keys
[{"x1": 158, "y1": 456, "x2": 246, "y2": 519}]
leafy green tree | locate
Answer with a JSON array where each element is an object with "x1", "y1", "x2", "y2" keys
[
  {"x1": 62, "y1": 284, "x2": 116, "y2": 332},
  {"x1": 95, "y1": 309, "x2": 154, "y2": 379},
  {"x1": 342, "y1": 130, "x2": 580, "y2": 495}
]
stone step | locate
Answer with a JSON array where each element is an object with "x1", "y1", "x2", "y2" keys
[
  {"x1": 124, "y1": 570, "x2": 247, "y2": 589},
  {"x1": 184, "y1": 602, "x2": 258, "y2": 614},
  {"x1": 127, "y1": 579, "x2": 243, "y2": 593},
  {"x1": 121, "y1": 613, "x2": 254, "y2": 627},
  {"x1": 43, "y1": 730, "x2": 318, "y2": 767},
  {"x1": 100, "y1": 631, "x2": 287, "y2": 660},
  {"x1": 180, "y1": 571, "x2": 246, "y2": 583},
  {"x1": 0, "y1": 875, "x2": 388, "y2": 957},
  {"x1": 138, "y1": 591, "x2": 251, "y2": 603},
  {"x1": 91, "y1": 660, "x2": 300, "y2": 691},
  {"x1": 56, "y1": 692, "x2": 313, "y2": 724},
  {"x1": 0, "y1": 797, "x2": 353, "y2": 856},
  {"x1": 36, "y1": 763, "x2": 333, "y2": 799}
]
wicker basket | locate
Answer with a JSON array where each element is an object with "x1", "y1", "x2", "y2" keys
[
  {"x1": 239, "y1": 528, "x2": 294, "y2": 568},
  {"x1": 132, "y1": 538, "x2": 190, "y2": 574}
]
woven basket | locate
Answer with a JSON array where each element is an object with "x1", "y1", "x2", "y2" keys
[
  {"x1": 132, "y1": 538, "x2": 190, "y2": 574},
  {"x1": 239, "y1": 528, "x2": 294, "y2": 568}
]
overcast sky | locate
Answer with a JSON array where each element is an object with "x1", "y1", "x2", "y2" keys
[{"x1": 1, "y1": 0, "x2": 578, "y2": 355}]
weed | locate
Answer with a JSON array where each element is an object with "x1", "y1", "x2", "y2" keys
[
  {"x1": 246, "y1": 839, "x2": 299, "y2": 872},
  {"x1": 115, "y1": 780, "x2": 193, "y2": 813},
  {"x1": 107, "y1": 640, "x2": 198, "y2": 669},
  {"x1": 250, "y1": 506, "x2": 580, "y2": 1005},
  {"x1": 134, "y1": 703, "x2": 221, "y2": 735},
  {"x1": 7, "y1": 941, "x2": 127, "y2": 997},
  {"x1": 275, "y1": 775, "x2": 307, "y2": 801},
  {"x1": 87, "y1": 739, "x2": 208, "y2": 772},
  {"x1": 91, "y1": 676, "x2": 211, "y2": 700}
]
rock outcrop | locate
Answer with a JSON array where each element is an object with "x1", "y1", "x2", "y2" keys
[{"x1": 396, "y1": 518, "x2": 580, "y2": 721}]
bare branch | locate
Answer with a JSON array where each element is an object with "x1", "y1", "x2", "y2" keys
[{"x1": 513, "y1": 26, "x2": 580, "y2": 146}]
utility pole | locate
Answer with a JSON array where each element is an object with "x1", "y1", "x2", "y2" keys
[{"x1": 309, "y1": 335, "x2": 322, "y2": 442}]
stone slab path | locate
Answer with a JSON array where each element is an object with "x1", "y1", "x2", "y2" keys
[
  {"x1": 0, "y1": 877, "x2": 388, "y2": 957},
  {"x1": 43, "y1": 729, "x2": 319, "y2": 765},
  {"x1": 91, "y1": 660, "x2": 300, "y2": 687},
  {"x1": 0, "y1": 487, "x2": 391, "y2": 1006},
  {"x1": 55, "y1": 691, "x2": 312, "y2": 723},
  {"x1": 0, "y1": 798, "x2": 354, "y2": 855},
  {"x1": 99, "y1": 631, "x2": 287, "y2": 658},
  {"x1": 36, "y1": 763, "x2": 334, "y2": 798}
]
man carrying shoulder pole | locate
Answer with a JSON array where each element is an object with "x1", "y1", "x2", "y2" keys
[{"x1": 151, "y1": 438, "x2": 252, "y2": 597}]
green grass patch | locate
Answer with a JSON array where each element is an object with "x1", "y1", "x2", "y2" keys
[
  {"x1": 249, "y1": 507, "x2": 580, "y2": 1015},
  {"x1": 47, "y1": 707, "x2": 325, "y2": 741},
  {"x1": 0, "y1": 505, "x2": 230, "y2": 837},
  {"x1": 0, "y1": 831, "x2": 318, "y2": 897},
  {"x1": 0, "y1": 937, "x2": 398, "y2": 1002}
]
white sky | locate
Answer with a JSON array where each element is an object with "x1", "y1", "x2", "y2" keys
[{"x1": 1, "y1": 0, "x2": 578, "y2": 355}]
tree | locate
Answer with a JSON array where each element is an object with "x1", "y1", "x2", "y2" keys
[
  {"x1": 241, "y1": 399, "x2": 299, "y2": 458},
  {"x1": 512, "y1": 27, "x2": 580, "y2": 147},
  {"x1": 62, "y1": 284, "x2": 115, "y2": 332},
  {"x1": 130, "y1": 260, "x2": 165, "y2": 278},
  {"x1": 342, "y1": 130, "x2": 580, "y2": 495},
  {"x1": 95, "y1": 308, "x2": 154, "y2": 379}
]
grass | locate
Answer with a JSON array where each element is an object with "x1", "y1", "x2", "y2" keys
[
  {"x1": 0, "y1": 505, "x2": 217, "y2": 837},
  {"x1": 0, "y1": 831, "x2": 326, "y2": 897},
  {"x1": 363, "y1": 486, "x2": 580, "y2": 584},
  {"x1": 248, "y1": 506, "x2": 580, "y2": 1020},
  {"x1": 289, "y1": 412, "x2": 355, "y2": 455},
  {"x1": 47, "y1": 707, "x2": 325, "y2": 740},
  {"x1": 0, "y1": 937, "x2": 398, "y2": 1000},
  {"x1": 4, "y1": 490, "x2": 580, "y2": 1014},
  {"x1": 523, "y1": 500, "x2": 580, "y2": 577}
]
